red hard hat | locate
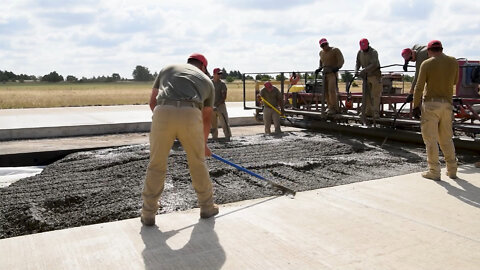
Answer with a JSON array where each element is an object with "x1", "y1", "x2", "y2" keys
[
  {"x1": 213, "y1": 68, "x2": 222, "y2": 74},
  {"x1": 401, "y1": 48, "x2": 413, "y2": 61},
  {"x1": 188, "y1": 53, "x2": 208, "y2": 68},
  {"x1": 427, "y1": 40, "x2": 442, "y2": 49},
  {"x1": 264, "y1": 82, "x2": 273, "y2": 88},
  {"x1": 359, "y1": 38, "x2": 369, "y2": 50},
  {"x1": 319, "y1": 38, "x2": 328, "y2": 46}
]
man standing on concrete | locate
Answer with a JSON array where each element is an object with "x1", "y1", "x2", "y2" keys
[
  {"x1": 355, "y1": 38, "x2": 382, "y2": 119},
  {"x1": 402, "y1": 44, "x2": 429, "y2": 95},
  {"x1": 141, "y1": 53, "x2": 218, "y2": 226},
  {"x1": 211, "y1": 68, "x2": 232, "y2": 141},
  {"x1": 412, "y1": 40, "x2": 458, "y2": 180},
  {"x1": 260, "y1": 81, "x2": 282, "y2": 134},
  {"x1": 316, "y1": 38, "x2": 344, "y2": 115}
]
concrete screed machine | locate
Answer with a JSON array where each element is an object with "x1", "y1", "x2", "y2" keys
[{"x1": 241, "y1": 59, "x2": 480, "y2": 151}]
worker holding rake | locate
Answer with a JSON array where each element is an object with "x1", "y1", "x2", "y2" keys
[
  {"x1": 141, "y1": 53, "x2": 219, "y2": 226},
  {"x1": 260, "y1": 81, "x2": 282, "y2": 134}
]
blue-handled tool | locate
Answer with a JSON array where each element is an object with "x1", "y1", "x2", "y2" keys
[{"x1": 211, "y1": 153, "x2": 296, "y2": 197}]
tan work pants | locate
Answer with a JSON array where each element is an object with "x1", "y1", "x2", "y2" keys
[
  {"x1": 142, "y1": 105, "x2": 214, "y2": 218},
  {"x1": 324, "y1": 72, "x2": 339, "y2": 112},
  {"x1": 263, "y1": 106, "x2": 281, "y2": 134},
  {"x1": 365, "y1": 76, "x2": 383, "y2": 117},
  {"x1": 211, "y1": 103, "x2": 231, "y2": 139},
  {"x1": 421, "y1": 101, "x2": 457, "y2": 175}
]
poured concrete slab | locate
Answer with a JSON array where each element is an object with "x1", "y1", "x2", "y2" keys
[
  {"x1": 1, "y1": 165, "x2": 479, "y2": 270},
  {"x1": 0, "y1": 102, "x2": 258, "y2": 140}
]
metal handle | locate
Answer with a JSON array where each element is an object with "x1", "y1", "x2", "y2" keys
[{"x1": 211, "y1": 153, "x2": 266, "y2": 180}]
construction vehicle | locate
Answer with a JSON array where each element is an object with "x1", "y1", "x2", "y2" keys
[{"x1": 242, "y1": 60, "x2": 480, "y2": 151}]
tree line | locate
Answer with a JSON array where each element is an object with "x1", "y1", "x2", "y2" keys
[
  {"x1": 1, "y1": 67, "x2": 414, "y2": 83},
  {"x1": 0, "y1": 65, "x2": 252, "y2": 83}
]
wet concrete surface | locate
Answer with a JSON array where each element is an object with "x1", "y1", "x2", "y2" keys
[{"x1": 1, "y1": 129, "x2": 478, "y2": 239}]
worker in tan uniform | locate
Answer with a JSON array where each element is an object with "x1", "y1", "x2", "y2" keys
[
  {"x1": 211, "y1": 68, "x2": 232, "y2": 141},
  {"x1": 316, "y1": 38, "x2": 344, "y2": 115},
  {"x1": 260, "y1": 81, "x2": 282, "y2": 134},
  {"x1": 402, "y1": 44, "x2": 429, "y2": 95},
  {"x1": 141, "y1": 53, "x2": 218, "y2": 226},
  {"x1": 355, "y1": 38, "x2": 382, "y2": 119},
  {"x1": 412, "y1": 40, "x2": 458, "y2": 181}
]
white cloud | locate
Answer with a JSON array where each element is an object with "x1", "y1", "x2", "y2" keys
[{"x1": 1, "y1": 0, "x2": 479, "y2": 79}]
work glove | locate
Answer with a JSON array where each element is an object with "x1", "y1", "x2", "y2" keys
[
  {"x1": 359, "y1": 69, "x2": 366, "y2": 78},
  {"x1": 403, "y1": 63, "x2": 408, "y2": 72},
  {"x1": 405, "y1": 94, "x2": 413, "y2": 103},
  {"x1": 332, "y1": 67, "x2": 339, "y2": 73},
  {"x1": 314, "y1": 68, "x2": 322, "y2": 74},
  {"x1": 412, "y1": 107, "x2": 421, "y2": 119}
]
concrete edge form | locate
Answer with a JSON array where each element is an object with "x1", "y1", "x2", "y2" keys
[
  {"x1": 0, "y1": 147, "x2": 109, "y2": 167},
  {"x1": 0, "y1": 117, "x2": 258, "y2": 141}
]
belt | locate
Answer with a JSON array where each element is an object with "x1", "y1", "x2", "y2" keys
[
  {"x1": 424, "y1": 97, "x2": 451, "y2": 104},
  {"x1": 158, "y1": 99, "x2": 201, "y2": 110}
]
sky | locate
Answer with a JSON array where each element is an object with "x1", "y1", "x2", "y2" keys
[{"x1": 1, "y1": 0, "x2": 479, "y2": 79}]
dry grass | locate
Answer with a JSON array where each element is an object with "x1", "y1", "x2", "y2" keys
[
  {"x1": 1, "y1": 82, "x2": 152, "y2": 109},
  {"x1": 0, "y1": 80, "x2": 414, "y2": 109},
  {"x1": 0, "y1": 81, "x2": 260, "y2": 109}
]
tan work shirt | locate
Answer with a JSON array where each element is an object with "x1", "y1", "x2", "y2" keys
[
  {"x1": 355, "y1": 47, "x2": 381, "y2": 78},
  {"x1": 412, "y1": 44, "x2": 429, "y2": 89},
  {"x1": 260, "y1": 86, "x2": 282, "y2": 108},
  {"x1": 212, "y1": 79, "x2": 227, "y2": 107},
  {"x1": 153, "y1": 63, "x2": 214, "y2": 109},
  {"x1": 319, "y1": 47, "x2": 344, "y2": 72},
  {"x1": 413, "y1": 53, "x2": 458, "y2": 108}
]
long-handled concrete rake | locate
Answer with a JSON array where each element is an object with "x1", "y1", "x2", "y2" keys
[
  {"x1": 260, "y1": 96, "x2": 294, "y2": 125},
  {"x1": 211, "y1": 153, "x2": 296, "y2": 197}
]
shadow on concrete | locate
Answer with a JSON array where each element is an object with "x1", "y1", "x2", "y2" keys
[
  {"x1": 140, "y1": 196, "x2": 280, "y2": 269},
  {"x1": 458, "y1": 163, "x2": 480, "y2": 175},
  {"x1": 141, "y1": 218, "x2": 225, "y2": 270},
  {"x1": 435, "y1": 171, "x2": 480, "y2": 209}
]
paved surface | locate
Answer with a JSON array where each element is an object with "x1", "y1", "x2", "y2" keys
[
  {"x1": 0, "y1": 102, "x2": 258, "y2": 140},
  {"x1": 0, "y1": 166, "x2": 479, "y2": 270}
]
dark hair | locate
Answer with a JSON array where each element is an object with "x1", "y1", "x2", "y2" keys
[
  {"x1": 187, "y1": 58, "x2": 203, "y2": 67},
  {"x1": 292, "y1": 72, "x2": 296, "y2": 76},
  {"x1": 428, "y1": 47, "x2": 443, "y2": 53}
]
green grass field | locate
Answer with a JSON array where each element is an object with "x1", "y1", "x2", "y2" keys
[{"x1": 0, "y1": 80, "x2": 411, "y2": 109}]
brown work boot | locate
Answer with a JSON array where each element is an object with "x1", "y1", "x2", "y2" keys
[
  {"x1": 140, "y1": 214, "x2": 155, "y2": 226},
  {"x1": 200, "y1": 204, "x2": 219, "y2": 219},
  {"x1": 422, "y1": 171, "x2": 440, "y2": 181},
  {"x1": 446, "y1": 170, "x2": 457, "y2": 179},
  {"x1": 475, "y1": 162, "x2": 480, "y2": 168}
]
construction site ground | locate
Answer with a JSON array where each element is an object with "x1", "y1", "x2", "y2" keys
[{"x1": 0, "y1": 104, "x2": 479, "y2": 270}]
